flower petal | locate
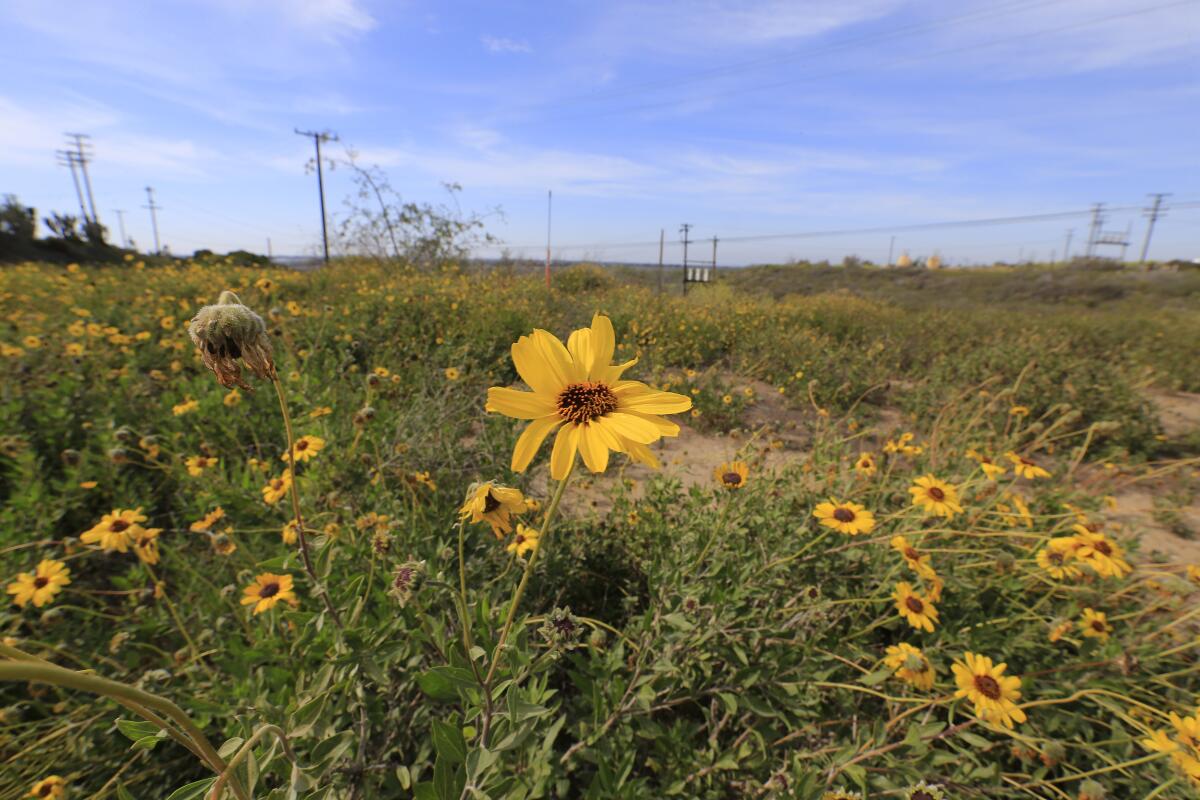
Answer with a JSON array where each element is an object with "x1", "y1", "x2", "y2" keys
[
  {"x1": 532, "y1": 329, "x2": 580, "y2": 387},
  {"x1": 598, "y1": 412, "x2": 662, "y2": 444},
  {"x1": 550, "y1": 423, "x2": 580, "y2": 480},
  {"x1": 567, "y1": 327, "x2": 592, "y2": 378},
  {"x1": 487, "y1": 387, "x2": 557, "y2": 419},
  {"x1": 588, "y1": 314, "x2": 615, "y2": 379},
  {"x1": 619, "y1": 389, "x2": 693, "y2": 414},
  {"x1": 512, "y1": 415, "x2": 562, "y2": 472},
  {"x1": 578, "y1": 423, "x2": 610, "y2": 474}
]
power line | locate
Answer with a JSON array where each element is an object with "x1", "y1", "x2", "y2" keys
[{"x1": 1140, "y1": 193, "x2": 1170, "y2": 263}]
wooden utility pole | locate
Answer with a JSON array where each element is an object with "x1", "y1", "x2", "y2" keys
[
  {"x1": 65, "y1": 134, "x2": 99, "y2": 225},
  {"x1": 1140, "y1": 193, "x2": 1170, "y2": 264},
  {"x1": 545, "y1": 190, "x2": 552, "y2": 290},
  {"x1": 657, "y1": 228, "x2": 665, "y2": 293},
  {"x1": 1062, "y1": 229, "x2": 1073, "y2": 263},
  {"x1": 56, "y1": 149, "x2": 88, "y2": 222},
  {"x1": 295, "y1": 129, "x2": 338, "y2": 264},
  {"x1": 142, "y1": 187, "x2": 162, "y2": 254},
  {"x1": 679, "y1": 223, "x2": 692, "y2": 295},
  {"x1": 113, "y1": 209, "x2": 128, "y2": 248},
  {"x1": 711, "y1": 236, "x2": 718, "y2": 277},
  {"x1": 887, "y1": 235, "x2": 895, "y2": 267}
]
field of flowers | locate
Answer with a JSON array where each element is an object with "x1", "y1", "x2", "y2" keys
[{"x1": 2, "y1": 257, "x2": 1198, "y2": 800}]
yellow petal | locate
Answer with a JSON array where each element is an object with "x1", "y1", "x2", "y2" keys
[
  {"x1": 578, "y1": 423, "x2": 610, "y2": 473},
  {"x1": 598, "y1": 412, "x2": 661, "y2": 444},
  {"x1": 621, "y1": 438, "x2": 660, "y2": 469},
  {"x1": 626, "y1": 411, "x2": 680, "y2": 437},
  {"x1": 532, "y1": 329, "x2": 579, "y2": 387},
  {"x1": 486, "y1": 387, "x2": 556, "y2": 419},
  {"x1": 588, "y1": 314, "x2": 615, "y2": 378},
  {"x1": 550, "y1": 423, "x2": 579, "y2": 480},
  {"x1": 567, "y1": 327, "x2": 592, "y2": 377},
  {"x1": 511, "y1": 334, "x2": 561, "y2": 396},
  {"x1": 512, "y1": 416, "x2": 562, "y2": 472},
  {"x1": 599, "y1": 356, "x2": 638, "y2": 384},
  {"x1": 618, "y1": 389, "x2": 692, "y2": 414}
]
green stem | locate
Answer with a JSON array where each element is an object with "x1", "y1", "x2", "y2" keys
[
  {"x1": 272, "y1": 376, "x2": 344, "y2": 631},
  {"x1": 210, "y1": 724, "x2": 302, "y2": 800}
]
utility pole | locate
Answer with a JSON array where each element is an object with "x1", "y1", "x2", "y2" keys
[
  {"x1": 1140, "y1": 193, "x2": 1170, "y2": 264},
  {"x1": 1062, "y1": 229, "x2": 1073, "y2": 263},
  {"x1": 657, "y1": 228, "x2": 665, "y2": 293},
  {"x1": 1085, "y1": 203, "x2": 1104, "y2": 258},
  {"x1": 294, "y1": 128, "x2": 338, "y2": 264},
  {"x1": 113, "y1": 209, "x2": 128, "y2": 248},
  {"x1": 65, "y1": 133, "x2": 99, "y2": 224},
  {"x1": 711, "y1": 236, "x2": 719, "y2": 277},
  {"x1": 1119, "y1": 222, "x2": 1132, "y2": 262},
  {"x1": 143, "y1": 187, "x2": 162, "y2": 255},
  {"x1": 267, "y1": 237, "x2": 274, "y2": 259},
  {"x1": 545, "y1": 190, "x2": 552, "y2": 290},
  {"x1": 679, "y1": 223, "x2": 692, "y2": 295},
  {"x1": 887, "y1": 235, "x2": 895, "y2": 267},
  {"x1": 56, "y1": 149, "x2": 88, "y2": 222}
]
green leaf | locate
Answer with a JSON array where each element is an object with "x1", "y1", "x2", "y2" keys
[
  {"x1": 115, "y1": 718, "x2": 159, "y2": 743},
  {"x1": 163, "y1": 778, "x2": 217, "y2": 800},
  {"x1": 858, "y1": 667, "x2": 893, "y2": 687},
  {"x1": 413, "y1": 783, "x2": 439, "y2": 800},
  {"x1": 431, "y1": 720, "x2": 467, "y2": 764},
  {"x1": 116, "y1": 786, "x2": 136, "y2": 800},
  {"x1": 418, "y1": 667, "x2": 476, "y2": 701}
]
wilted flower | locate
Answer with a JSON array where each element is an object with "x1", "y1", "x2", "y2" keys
[{"x1": 187, "y1": 290, "x2": 275, "y2": 389}]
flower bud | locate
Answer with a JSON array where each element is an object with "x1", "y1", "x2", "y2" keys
[{"x1": 187, "y1": 290, "x2": 275, "y2": 390}]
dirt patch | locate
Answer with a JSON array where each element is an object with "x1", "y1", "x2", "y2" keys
[
  {"x1": 1107, "y1": 486, "x2": 1200, "y2": 564},
  {"x1": 1145, "y1": 388, "x2": 1200, "y2": 438}
]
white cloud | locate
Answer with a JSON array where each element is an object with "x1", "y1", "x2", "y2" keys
[{"x1": 482, "y1": 35, "x2": 533, "y2": 54}]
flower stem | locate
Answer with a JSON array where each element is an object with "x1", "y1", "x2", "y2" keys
[
  {"x1": 483, "y1": 461, "x2": 575, "y2": 689},
  {"x1": 272, "y1": 376, "x2": 344, "y2": 632}
]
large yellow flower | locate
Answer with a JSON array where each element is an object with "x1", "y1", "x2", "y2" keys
[
  {"x1": 1068, "y1": 526, "x2": 1132, "y2": 578},
  {"x1": 853, "y1": 452, "x2": 877, "y2": 476},
  {"x1": 813, "y1": 499, "x2": 876, "y2": 535},
  {"x1": 262, "y1": 471, "x2": 293, "y2": 505},
  {"x1": 894, "y1": 581, "x2": 939, "y2": 632},
  {"x1": 132, "y1": 528, "x2": 162, "y2": 565},
  {"x1": 714, "y1": 460, "x2": 749, "y2": 490},
  {"x1": 7, "y1": 560, "x2": 71, "y2": 609},
  {"x1": 283, "y1": 435, "x2": 325, "y2": 463},
  {"x1": 883, "y1": 642, "x2": 935, "y2": 690},
  {"x1": 506, "y1": 524, "x2": 540, "y2": 558},
  {"x1": 1006, "y1": 451, "x2": 1050, "y2": 480},
  {"x1": 891, "y1": 536, "x2": 937, "y2": 580},
  {"x1": 240, "y1": 572, "x2": 297, "y2": 615},
  {"x1": 486, "y1": 314, "x2": 692, "y2": 479},
  {"x1": 1035, "y1": 541, "x2": 1080, "y2": 580},
  {"x1": 908, "y1": 475, "x2": 963, "y2": 519},
  {"x1": 81, "y1": 508, "x2": 147, "y2": 553},
  {"x1": 460, "y1": 482, "x2": 526, "y2": 537},
  {"x1": 951, "y1": 652, "x2": 1027, "y2": 729}
]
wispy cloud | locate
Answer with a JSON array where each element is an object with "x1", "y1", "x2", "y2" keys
[{"x1": 481, "y1": 35, "x2": 532, "y2": 54}]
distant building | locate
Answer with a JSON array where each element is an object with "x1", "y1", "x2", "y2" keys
[
  {"x1": 896, "y1": 252, "x2": 913, "y2": 268},
  {"x1": 927, "y1": 254, "x2": 942, "y2": 269}
]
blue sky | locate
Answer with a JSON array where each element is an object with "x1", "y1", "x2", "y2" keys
[{"x1": 1, "y1": 0, "x2": 1198, "y2": 264}]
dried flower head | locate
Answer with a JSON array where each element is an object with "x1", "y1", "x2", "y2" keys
[
  {"x1": 187, "y1": 290, "x2": 275, "y2": 390},
  {"x1": 389, "y1": 560, "x2": 425, "y2": 607},
  {"x1": 539, "y1": 606, "x2": 582, "y2": 650}
]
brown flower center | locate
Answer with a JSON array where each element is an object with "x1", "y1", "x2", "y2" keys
[
  {"x1": 557, "y1": 381, "x2": 618, "y2": 424},
  {"x1": 259, "y1": 582, "x2": 280, "y2": 599},
  {"x1": 912, "y1": 792, "x2": 933, "y2": 800},
  {"x1": 34, "y1": 576, "x2": 49, "y2": 589},
  {"x1": 1091, "y1": 620, "x2": 1107, "y2": 632},
  {"x1": 38, "y1": 786, "x2": 53, "y2": 798},
  {"x1": 905, "y1": 596, "x2": 925, "y2": 613},
  {"x1": 832, "y1": 507, "x2": 856, "y2": 523},
  {"x1": 110, "y1": 519, "x2": 131, "y2": 532},
  {"x1": 722, "y1": 472, "x2": 743, "y2": 486},
  {"x1": 1048, "y1": 551, "x2": 1063, "y2": 565},
  {"x1": 483, "y1": 491, "x2": 501, "y2": 514},
  {"x1": 974, "y1": 674, "x2": 1002, "y2": 700},
  {"x1": 296, "y1": 440, "x2": 309, "y2": 451},
  {"x1": 1093, "y1": 540, "x2": 1112, "y2": 556},
  {"x1": 905, "y1": 548, "x2": 920, "y2": 561},
  {"x1": 927, "y1": 486, "x2": 945, "y2": 501}
]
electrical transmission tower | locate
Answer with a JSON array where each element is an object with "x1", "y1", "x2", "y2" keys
[
  {"x1": 64, "y1": 133, "x2": 99, "y2": 224},
  {"x1": 1085, "y1": 203, "x2": 1104, "y2": 257},
  {"x1": 1140, "y1": 193, "x2": 1170, "y2": 264},
  {"x1": 294, "y1": 128, "x2": 338, "y2": 264},
  {"x1": 143, "y1": 187, "x2": 162, "y2": 254}
]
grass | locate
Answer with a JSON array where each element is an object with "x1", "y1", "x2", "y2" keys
[{"x1": 1, "y1": 257, "x2": 1198, "y2": 800}]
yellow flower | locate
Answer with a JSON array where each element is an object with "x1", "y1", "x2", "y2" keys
[
  {"x1": 894, "y1": 582, "x2": 939, "y2": 632},
  {"x1": 22, "y1": 335, "x2": 43, "y2": 349},
  {"x1": 460, "y1": 482, "x2": 526, "y2": 537},
  {"x1": 64, "y1": 342, "x2": 85, "y2": 356},
  {"x1": 884, "y1": 432, "x2": 923, "y2": 456},
  {"x1": 79, "y1": 481, "x2": 97, "y2": 489},
  {"x1": 185, "y1": 455, "x2": 218, "y2": 476},
  {"x1": 1009, "y1": 405, "x2": 1030, "y2": 417},
  {"x1": 1036, "y1": 542, "x2": 1080, "y2": 580},
  {"x1": 813, "y1": 499, "x2": 876, "y2": 535},
  {"x1": 1007, "y1": 493, "x2": 1033, "y2": 527},
  {"x1": 172, "y1": 398, "x2": 200, "y2": 416},
  {"x1": 1069, "y1": 526, "x2": 1132, "y2": 578},
  {"x1": 908, "y1": 475, "x2": 963, "y2": 519},
  {"x1": 132, "y1": 528, "x2": 162, "y2": 565},
  {"x1": 966, "y1": 449, "x2": 1006, "y2": 479},
  {"x1": 1079, "y1": 608, "x2": 1112, "y2": 641},
  {"x1": 7, "y1": 560, "x2": 71, "y2": 608},
  {"x1": 721, "y1": 394, "x2": 733, "y2": 405},
  {"x1": 81, "y1": 508, "x2": 147, "y2": 552},
  {"x1": 485, "y1": 314, "x2": 691, "y2": 479},
  {"x1": 883, "y1": 643, "x2": 935, "y2": 690},
  {"x1": 240, "y1": 572, "x2": 297, "y2": 615},
  {"x1": 282, "y1": 435, "x2": 325, "y2": 463},
  {"x1": 1188, "y1": 564, "x2": 1200, "y2": 584},
  {"x1": 1006, "y1": 451, "x2": 1050, "y2": 480},
  {"x1": 951, "y1": 652, "x2": 1027, "y2": 729},
  {"x1": 281, "y1": 519, "x2": 300, "y2": 545},
  {"x1": 891, "y1": 536, "x2": 937, "y2": 580},
  {"x1": 853, "y1": 452, "x2": 876, "y2": 476},
  {"x1": 309, "y1": 406, "x2": 333, "y2": 419},
  {"x1": 506, "y1": 524, "x2": 540, "y2": 558},
  {"x1": 1048, "y1": 620, "x2": 1072, "y2": 642},
  {"x1": 27, "y1": 775, "x2": 67, "y2": 799},
  {"x1": 190, "y1": 507, "x2": 225, "y2": 532},
  {"x1": 444, "y1": 367, "x2": 460, "y2": 381},
  {"x1": 373, "y1": 366, "x2": 390, "y2": 378},
  {"x1": 714, "y1": 461, "x2": 749, "y2": 490},
  {"x1": 262, "y1": 471, "x2": 293, "y2": 505},
  {"x1": 224, "y1": 389, "x2": 242, "y2": 407}
]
